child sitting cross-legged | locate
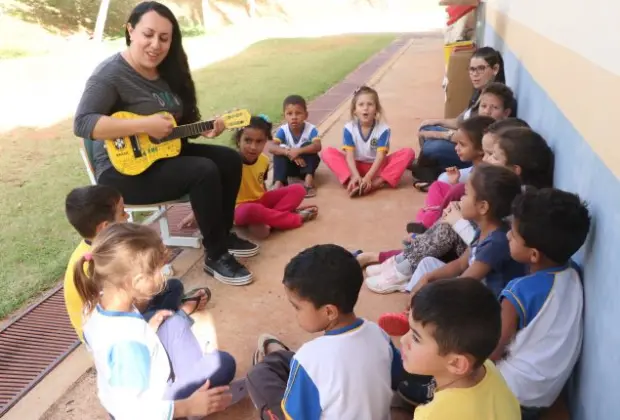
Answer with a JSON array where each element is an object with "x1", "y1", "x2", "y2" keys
[
  {"x1": 322, "y1": 85, "x2": 415, "y2": 197},
  {"x1": 233, "y1": 115, "x2": 318, "y2": 241},
  {"x1": 63, "y1": 185, "x2": 210, "y2": 340},
  {"x1": 491, "y1": 188, "x2": 591, "y2": 418},
  {"x1": 76, "y1": 223, "x2": 237, "y2": 419},
  {"x1": 270, "y1": 95, "x2": 322, "y2": 197},
  {"x1": 246, "y1": 244, "x2": 403, "y2": 419},
  {"x1": 367, "y1": 164, "x2": 526, "y2": 299},
  {"x1": 395, "y1": 278, "x2": 520, "y2": 419}
]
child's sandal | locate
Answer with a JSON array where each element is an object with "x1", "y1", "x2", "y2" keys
[
  {"x1": 304, "y1": 185, "x2": 317, "y2": 198},
  {"x1": 296, "y1": 205, "x2": 318, "y2": 222},
  {"x1": 413, "y1": 181, "x2": 430, "y2": 193}
]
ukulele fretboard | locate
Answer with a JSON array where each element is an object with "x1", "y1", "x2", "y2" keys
[{"x1": 161, "y1": 120, "x2": 215, "y2": 142}]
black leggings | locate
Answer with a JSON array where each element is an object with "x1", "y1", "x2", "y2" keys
[{"x1": 99, "y1": 142, "x2": 242, "y2": 259}]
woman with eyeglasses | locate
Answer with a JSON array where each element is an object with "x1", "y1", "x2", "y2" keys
[{"x1": 412, "y1": 47, "x2": 509, "y2": 189}]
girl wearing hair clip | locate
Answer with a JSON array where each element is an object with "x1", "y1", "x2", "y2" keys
[
  {"x1": 180, "y1": 115, "x2": 318, "y2": 243},
  {"x1": 322, "y1": 86, "x2": 415, "y2": 197}
]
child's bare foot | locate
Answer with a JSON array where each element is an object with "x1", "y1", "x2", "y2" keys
[
  {"x1": 248, "y1": 224, "x2": 271, "y2": 239},
  {"x1": 178, "y1": 212, "x2": 198, "y2": 229},
  {"x1": 304, "y1": 175, "x2": 316, "y2": 197},
  {"x1": 271, "y1": 181, "x2": 285, "y2": 190},
  {"x1": 180, "y1": 287, "x2": 211, "y2": 316},
  {"x1": 357, "y1": 251, "x2": 380, "y2": 267},
  {"x1": 370, "y1": 177, "x2": 386, "y2": 191},
  {"x1": 296, "y1": 205, "x2": 318, "y2": 223}
]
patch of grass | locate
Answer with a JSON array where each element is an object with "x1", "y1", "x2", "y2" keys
[{"x1": 0, "y1": 33, "x2": 396, "y2": 318}]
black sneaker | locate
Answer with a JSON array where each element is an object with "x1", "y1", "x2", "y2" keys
[
  {"x1": 228, "y1": 232, "x2": 259, "y2": 257},
  {"x1": 204, "y1": 253, "x2": 253, "y2": 285}
]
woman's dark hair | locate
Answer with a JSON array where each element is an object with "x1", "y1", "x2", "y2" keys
[
  {"x1": 472, "y1": 46, "x2": 506, "y2": 84},
  {"x1": 470, "y1": 163, "x2": 522, "y2": 221},
  {"x1": 457, "y1": 115, "x2": 496, "y2": 151},
  {"x1": 126, "y1": 2, "x2": 200, "y2": 127},
  {"x1": 234, "y1": 115, "x2": 273, "y2": 147},
  {"x1": 497, "y1": 128, "x2": 554, "y2": 188}
]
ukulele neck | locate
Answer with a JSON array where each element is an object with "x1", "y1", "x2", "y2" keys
[{"x1": 161, "y1": 119, "x2": 215, "y2": 142}]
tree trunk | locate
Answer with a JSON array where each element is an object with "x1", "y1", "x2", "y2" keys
[{"x1": 93, "y1": 0, "x2": 112, "y2": 42}]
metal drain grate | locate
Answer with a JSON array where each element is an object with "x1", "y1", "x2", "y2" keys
[{"x1": 0, "y1": 285, "x2": 79, "y2": 416}]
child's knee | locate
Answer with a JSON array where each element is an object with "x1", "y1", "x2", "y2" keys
[{"x1": 218, "y1": 351, "x2": 237, "y2": 384}]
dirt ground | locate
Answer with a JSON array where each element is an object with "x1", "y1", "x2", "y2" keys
[{"x1": 41, "y1": 36, "x2": 445, "y2": 420}]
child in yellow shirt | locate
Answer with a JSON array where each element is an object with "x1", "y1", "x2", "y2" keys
[
  {"x1": 63, "y1": 185, "x2": 209, "y2": 340},
  {"x1": 233, "y1": 115, "x2": 318, "y2": 239},
  {"x1": 397, "y1": 278, "x2": 520, "y2": 420}
]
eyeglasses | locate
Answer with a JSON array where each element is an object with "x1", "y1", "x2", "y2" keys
[{"x1": 468, "y1": 65, "x2": 490, "y2": 75}]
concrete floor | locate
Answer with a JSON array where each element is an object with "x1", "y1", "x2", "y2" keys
[{"x1": 40, "y1": 36, "x2": 445, "y2": 420}]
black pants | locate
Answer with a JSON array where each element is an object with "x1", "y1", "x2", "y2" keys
[
  {"x1": 142, "y1": 278, "x2": 184, "y2": 322},
  {"x1": 246, "y1": 350, "x2": 294, "y2": 420},
  {"x1": 272, "y1": 153, "x2": 320, "y2": 184},
  {"x1": 99, "y1": 142, "x2": 242, "y2": 259}
]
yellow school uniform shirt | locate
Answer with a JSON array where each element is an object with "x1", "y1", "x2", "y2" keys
[
  {"x1": 414, "y1": 361, "x2": 520, "y2": 420},
  {"x1": 236, "y1": 154, "x2": 270, "y2": 205},
  {"x1": 63, "y1": 240, "x2": 90, "y2": 341}
]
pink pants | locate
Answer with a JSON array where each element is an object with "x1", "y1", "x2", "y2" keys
[
  {"x1": 415, "y1": 182, "x2": 466, "y2": 228},
  {"x1": 234, "y1": 184, "x2": 305, "y2": 230},
  {"x1": 321, "y1": 147, "x2": 415, "y2": 188}
]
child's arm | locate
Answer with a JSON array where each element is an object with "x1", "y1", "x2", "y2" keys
[
  {"x1": 267, "y1": 127, "x2": 289, "y2": 156},
  {"x1": 281, "y1": 357, "x2": 322, "y2": 419},
  {"x1": 490, "y1": 298, "x2": 519, "y2": 361},
  {"x1": 290, "y1": 127, "x2": 322, "y2": 159},
  {"x1": 361, "y1": 128, "x2": 390, "y2": 188},
  {"x1": 343, "y1": 127, "x2": 361, "y2": 183}
]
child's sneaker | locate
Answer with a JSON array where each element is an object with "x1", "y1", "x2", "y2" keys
[
  {"x1": 365, "y1": 265, "x2": 409, "y2": 294},
  {"x1": 378, "y1": 311, "x2": 410, "y2": 336},
  {"x1": 365, "y1": 255, "x2": 397, "y2": 277}
]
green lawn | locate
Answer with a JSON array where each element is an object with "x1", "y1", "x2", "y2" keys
[{"x1": 0, "y1": 33, "x2": 397, "y2": 318}]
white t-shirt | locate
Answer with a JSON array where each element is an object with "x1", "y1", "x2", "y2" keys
[
  {"x1": 83, "y1": 305, "x2": 174, "y2": 420},
  {"x1": 282, "y1": 318, "x2": 400, "y2": 419},
  {"x1": 498, "y1": 263, "x2": 584, "y2": 408},
  {"x1": 274, "y1": 122, "x2": 320, "y2": 149},
  {"x1": 342, "y1": 120, "x2": 391, "y2": 163}
]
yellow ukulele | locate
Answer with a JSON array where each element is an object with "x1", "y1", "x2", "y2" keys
[{"x1": 105, "y1": 109, "x2": 251, "y2": 176}]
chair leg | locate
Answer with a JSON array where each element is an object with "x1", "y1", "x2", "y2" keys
[{"x1": 159, "y1": 213, "x2": 201, "y2": 249}]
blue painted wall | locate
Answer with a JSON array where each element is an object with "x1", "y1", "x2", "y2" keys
[{"x1": 484, "y1": 24, "x2": 620, "y2": 420}]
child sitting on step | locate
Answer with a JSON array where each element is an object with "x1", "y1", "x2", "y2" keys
[
  {"x1": 322, "y1": 85, "x2": 415, "y2": 197},
  {"x1": 233, "y1": 115, "x2": 318, "y2": 240},
  {"x1": 269, "y1": 95, "x2": 322, "y2": 198}
]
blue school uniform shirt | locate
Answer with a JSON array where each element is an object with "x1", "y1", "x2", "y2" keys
[
  {"x1": 468, "y1": 226, "x2": 526, "y2": 297},
  {"x1": 83, "y1": 306, "x2": 174, "y2": 420},
  {"x1": 282, "y1": 318, "x2": 401, "y2": 420},
  {"x1": 274, "y1": 122, "x2": 320, "y2": 149},
  {"x1": 342, "y1": 120, "x2": 390, "y2": 163}
]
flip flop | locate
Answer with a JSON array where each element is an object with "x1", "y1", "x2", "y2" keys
[
  {"x1": 296, "y1": 205, "x2": 318, "y2": 222},
  {"x1": 181, "y1": 287, "x2": 212, "y2": 315},
  {"x1": 304, "y1": 185, "x2": 317, "y2": 198},
  {"x1": 252, "y1": 334, "x2": 291, "y2": 366},
  {"x1": 413, "y1": 181, "x2": 430, "y2": 193},
  {"x1": 350, "y1": 249, "x2": 363, "y2": 257},
  {"x1": 378, "y1": 311, "x2": 410, "y2": 337}
]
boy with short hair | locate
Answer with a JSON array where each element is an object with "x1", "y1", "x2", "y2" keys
[
  {"x1": 493, "y1": 188, "x2": 591, "y2": 418},
  {"x1": 478, "y1": 82, "x2": 515, "y2": 121},
  {"x1": 270, "y1": 95, "x2": 322, "y2": 197},
  {"x1": 246, "y1": 244, "x2": 402, "y2": 419},
  {"x1": 63, "y1": 185, "x2": 206, "y2": 339},
  {"x1": 400, "y1": 278, "x2": 520, "y2": 419}
]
